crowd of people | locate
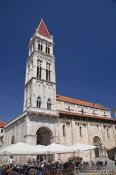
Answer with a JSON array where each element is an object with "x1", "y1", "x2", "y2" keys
[
  {"x1": 0, "y1": 158, "x2": 65, "y2": 175},
  {"x1": 0, "y1": 157, "x2": 114, "y2": 175}
]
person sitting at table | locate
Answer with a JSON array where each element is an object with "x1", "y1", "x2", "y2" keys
[
  {"x1": 9, "y1": 157, "x2": 14, "y2": 167},
  {"x1": 32, "y1": 159, "x2": 36, "y2": 166},
  {"x1": 27, "y1": 158, "x2": 32, "y2": 165},
  {"x1": 29, "y1": 166, "x2": 36, "y2": 175}
]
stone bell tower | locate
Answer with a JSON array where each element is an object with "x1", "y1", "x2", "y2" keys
[{"x1": 23, "y1": 19, "x2": 57, "y2": 114}]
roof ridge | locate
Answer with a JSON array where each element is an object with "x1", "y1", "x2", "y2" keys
[
  {"x1": 95, "y1": 103, "x2": 108, "y2": 110},
  {"x1": 56, "y1": 94, "x2": 109, "y2": 110},
  {"x1": 57, "y1": 94, "x2": 96, "y2": 104}
]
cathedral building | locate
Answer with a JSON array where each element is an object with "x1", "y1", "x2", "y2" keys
[
  {"x1": 0, "y1": 121, "x2": 6, "y2": 146},
  {"x1": 1, "y1": 19, "x2": 116, "y2": 162}
]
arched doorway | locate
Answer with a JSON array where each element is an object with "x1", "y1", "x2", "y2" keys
[
  {"x1": 36, "y1": 127, "x2": 53, "y2": 161},
  {"x1": 36, "y1": 127, "x2": 52, "y2": 145},
  {"x1": 93, "y1": 136, "x2": 102, "y2": 158}
]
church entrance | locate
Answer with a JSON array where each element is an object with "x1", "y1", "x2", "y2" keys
[
  {"x1": 93, "y1": 136, "x2": 102, "y2": 158},
  {"x1": 36, "y1": 127, "x2": 52, "y2": 145},
  {"x1": 36, "y1": 127, "x2": 53, "y2": 161}
]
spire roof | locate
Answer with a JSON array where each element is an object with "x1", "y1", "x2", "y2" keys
[{"x1": 37, "y1": 19, "x2": 51, "y2": 39}]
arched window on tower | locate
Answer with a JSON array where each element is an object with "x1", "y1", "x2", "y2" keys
[
  {"x1": 37, "y1": 97, "x2": 41, "y2": 108},
  {"x1": 47, "y1": 99, "x2": 51, "y2": 110},
  {"x1": 46, "y1": 62, "x2": 51, "y2": 81},
  {"x1": 37, "y1": 66, "x2": 42, "y2": 79},
  {"x1": 38, "y1": 42, "x2": 43, "y2": 51},
  {"x1": 46, "y1": 45, "x2": 50, "y2": 54},
  {"x1": 46, "y1": 69, "x2": 49, "y2": 81},
  {"x1": 37, "y1": 59, "x2": 42, "y2": 79}
]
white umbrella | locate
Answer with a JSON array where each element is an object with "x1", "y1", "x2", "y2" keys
[
  {"x1": 0, "y1": 145, "x2": 11, "y2": 156},
  {"x1": 35, "y1": 144, "x2": 47, "y2": 153},
  {"x1": 45, "y1": 143, "x2": 76, "y2": 154},
  {"x1": 35, "y1": 144, "x2": 46, "y2": 149},
  {"x1": 0, "y1": 142, "x2": 46, "y2": 155},
  {"x1": 69, "y1": 143, "x2": 97, "y2": 152}
]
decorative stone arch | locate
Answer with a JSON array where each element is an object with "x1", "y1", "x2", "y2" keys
[
  {"x1": 46, "y1": 83, "x2": 49, "y2": 88},
  {"x1": 36, "y1": 126, "x2": 53, "y2": 146},
  {"x1": 93, "y1": 136, "x2": 102, "y2": 157},
  {"x1": 40, "y1": 82, "x2": 44, "y2": 87}
]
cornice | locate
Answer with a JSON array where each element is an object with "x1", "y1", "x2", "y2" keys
[{"x1": 25, "y1": 77, "x2": 56, "y2": 87}]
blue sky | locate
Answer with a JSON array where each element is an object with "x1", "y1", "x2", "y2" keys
[{"x1": 0, "y1": 0, "x2": 116, "y2": 121}]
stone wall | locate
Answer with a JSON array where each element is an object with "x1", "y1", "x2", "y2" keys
[
  {"x1": 58, "y1": 117, "x2": 116, "y2": 161},
  {"x1": 56, "y1": 101, "x2": 111, "y2": 118}
]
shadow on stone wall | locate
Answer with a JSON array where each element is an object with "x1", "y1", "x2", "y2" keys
[{"x1": 107, "y1": 147, "x2": 116, "y2": 161}]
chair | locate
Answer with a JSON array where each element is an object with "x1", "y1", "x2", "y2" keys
[
  {"x1": 8, "y1": 171, "x2": 16, "y2": 175},
  {"x1": 29, "y1": 168, "x2": 36, "y2": 175},
  {"x1": 101, "y1": 171, "x2": 109, "y2": 175},
  {"x1": 88, "y1": 173, "x2": 96, "y2": 175}
]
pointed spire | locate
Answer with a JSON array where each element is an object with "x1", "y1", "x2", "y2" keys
[{"x1": 37, "y1": 18, "x2": 51, "y2": 39}]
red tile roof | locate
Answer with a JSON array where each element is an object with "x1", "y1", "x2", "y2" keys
[
  {"x1": 37, "y1": 19, "x2": 51, "y2": 39},
  {"x1": 59, "y1": 111, "x2": 116, "y2": 122},
  {"x1": 0, "y1": 121, "x2": 6, "y2": 128},
  {"x1": 56, "y1": 95, "x2": 108, "y2": 110}
]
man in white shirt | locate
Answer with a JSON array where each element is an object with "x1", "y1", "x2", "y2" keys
[{"x1": 9, "y1": 156, "x2": 14, "y2": 167}]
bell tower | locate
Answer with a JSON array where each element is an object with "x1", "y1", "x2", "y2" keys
[{"x1": 23, "y1": 19, "x2": 57, "y2": 113}]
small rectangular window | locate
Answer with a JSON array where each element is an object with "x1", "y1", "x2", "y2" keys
[
  {"x1": 48, "y1": 70, "x2": 50, "y2": 81},
  {"x1": 107, "y1": 129, "x2": 109, "y2": 138},
  {"x1": 38, "y1": 43, "x2": 40, "y2": 50},
  {"x1": 38, "y1": 43, "x2": 43, "y2": 51},
  {"x1": 37, "y1": 66, "x2": 39, "y2": 78},
  {"x1": 48, "y1": 47, "x2": 50, "y2": 54},
  {"x1": 46, "y1": 46, "x2": 50, "y2": 54},
  {"x1": 80, "y1": 126, "x2": 82, "y2": 137},
  {"x1": 63, "y1": 125, "x2": 66, "y2": 136},
  {"x1": 41, "y1": 45, "x2": 43, "y2": 51},
  {"x1": 46, "y1": 47, "x2": 47, "y2": 53},
  {"x1": 46, "y1": 69, "x2": 49, "y2": 81},
  {"x1": 37, "y1": 66, "x2": 41, "y2": 79}
]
